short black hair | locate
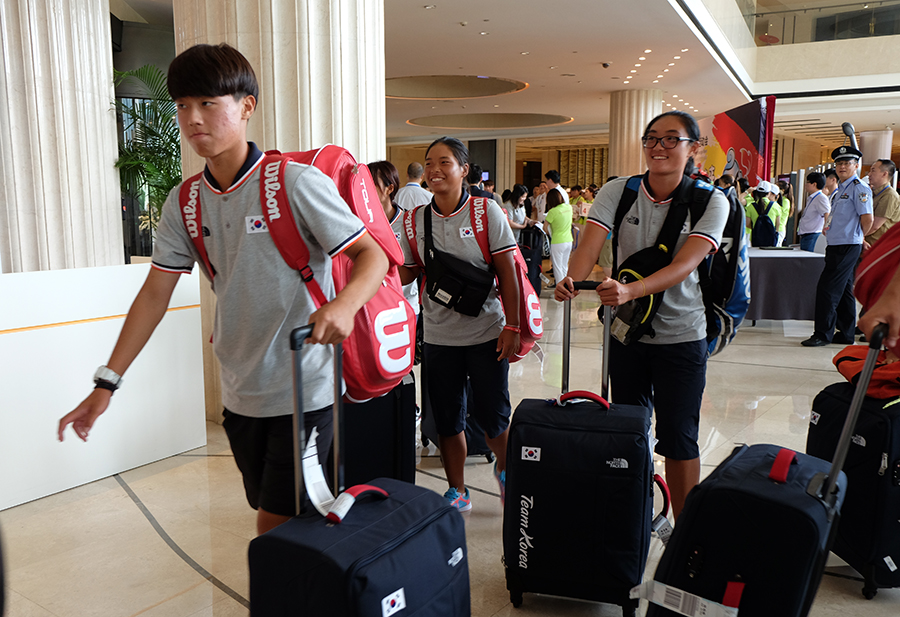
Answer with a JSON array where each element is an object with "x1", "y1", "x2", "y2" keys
[
  {"x1": 824, "y1": 168, "x2": 839, "y2": 181},
  {"x1": 875, "y1": 158, "x2": 897, "y2": 177},
  {"x1": 368, "y1": 160, "x2": 400, "y2": 200},
  {"x1": 545, "y1": 170, "x2": 561, "y2": 183},
  {"x1": 425, "y1": 136, "x2": 469, "y2": 168},
  {"x1": 738, "y1": 177, "x2": 750, "y2": 192},
  {"x1": 167, "y1": 43, "x2": 259, "y2": 102},
  {"x1": 467, "y1": 164, "x2": 483, "y2": 185},
  {"x1": 510, "y1": 184, "x2": 528, "y2": 204},
  {"x1": 806, "y1": 172, "x2": 825, "y2": 189}
]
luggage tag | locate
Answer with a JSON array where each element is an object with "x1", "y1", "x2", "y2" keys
[
  {"x1": 302, "y1": 427, "x2": 336, "y2": 516},
  {"x1": 630, "y1": 581, "x2": 738, "y2": 617}
]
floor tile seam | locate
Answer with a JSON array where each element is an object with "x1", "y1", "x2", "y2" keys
[
  {"x1": 6, "y1": 588, "x2": 62, "y2": 617},
  {"x1": 710, "y1": 358, "x2": 836, "y2": 373},
  {"x1": 112, "y1": 474, "x2": 251, "y2": 610}
]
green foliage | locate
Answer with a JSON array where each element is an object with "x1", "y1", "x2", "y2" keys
[{"x1": 114, "y1": 65, "x2": 181, "y2": 231}]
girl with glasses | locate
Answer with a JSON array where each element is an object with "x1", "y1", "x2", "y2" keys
[{"x1": 554, "y1": 111, "x2": 729, "y2": 518}]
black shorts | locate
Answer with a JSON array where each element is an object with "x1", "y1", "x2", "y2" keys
[
  {"x1": 423, "y1": 339, "x2": 511, "y2": 439},
  {"x1": 608, "y1": 338, "x2": 707, "y2": 460},
  {"x1": 222, "y1": 407, "x2": 333, "y2": 517}
]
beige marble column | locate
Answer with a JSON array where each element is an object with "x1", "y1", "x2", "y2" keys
[
  {"x1": 0, "y1": 0, "x2": 123, "y2": 273},
  {"x1": 171, "y1": 0, "x2": 386, "y2": 421},
  {"x1": 608, "y1": 89, "x2": 663, "y2": 178},
  {"x1": 496, "y1": 138, "x2": 517, "y2": 193}
]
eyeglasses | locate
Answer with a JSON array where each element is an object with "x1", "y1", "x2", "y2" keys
[
  {"x1": 834, "y1": 160, "x2": 857, "y2": 167},
  {"x1": 641, "y1": 135, "x2": 695, "y2": 149}
]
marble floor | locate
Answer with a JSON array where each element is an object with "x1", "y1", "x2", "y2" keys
[{"x1": 2, "y1": 290, "x2": 898, "y2": 616}]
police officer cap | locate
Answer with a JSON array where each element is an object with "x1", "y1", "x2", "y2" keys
[{"x1": 831, "y1": 145, "x2": 862, "y2": 162}]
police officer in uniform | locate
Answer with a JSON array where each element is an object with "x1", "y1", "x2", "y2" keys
[{"x1": 802, "y1": 146, "x2": 874, "y2": 346}]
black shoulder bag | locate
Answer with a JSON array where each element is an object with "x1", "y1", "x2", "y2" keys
[
  {"x1": 423, "y1": 206, "x2": 495, "y2": 317},
  {"x1": 608, "y1": 174, "x2": 696, "y2": 345}
]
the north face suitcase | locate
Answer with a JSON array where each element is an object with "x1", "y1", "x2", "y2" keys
[
  {"x1": 807, "y1": 382, "x2": 900, "y2": 599},
  {"x1": 641, "y1": 325, "x2": 890, "y2": 617},
  {"x1": 344, "y1": 372, "x2": 417, "y2": 486},
  {"x1": 503, "y1": 284, "x2": 665, "y2": 617},
  {"x1": 248, "y1": 326, "x2": 470, "y2": 616}
]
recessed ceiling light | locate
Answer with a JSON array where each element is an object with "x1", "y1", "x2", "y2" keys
[
  {"x1": 666, "y1": 103, "x2": 671, "y2": 107},
  {"x1": 635, "y1": 64, "x2": 641, "y2": 67},
  {"x1": 664, "y1": 69, "x2": 669, "y2": 72},
  {"x1": 645, "y1": 49, "x2": 652, "y2": 53},
  {"x1": 681, "y1": 48, "x2": 689, "y2": 52},
  {"x1": 550, "y1": 66, "x2": 557, "y2": 69},
  {"x1": 672, "y1": 94, "x2": 678, "y2": 97},
  {"x1": 630, "y1": 70, "x2": 637, "y2": 73},
  {"x1": 494, "y1": 104, "x2": 500, "y2": 107},
  {"x1": 639, "y1": 57, "x2": 646, "y2": 60},
  {"x1": 657, "y1": 75, "x2": 663, "y2": 78},
  {"x1": 674, "y1": 56, "x2": 681, "y2": 59},
  {"x1": 668, "y1": 63, "x2": 675, "y2": 66},
  {"x1": 424, "y1": 4, "x2": 436, "y2": 8},
  {"x1": 653, "y1": 80, "x2": 659, "y2": 83},
  {"x1": 480, "y1": 31, "x2": 489, "y2": 35},
  {"x1": 521, "y1": 51, "x2": 530, "y2": 55},
  {"x1": 678, "y1": 98, "x2": 683, "y2": 101}
]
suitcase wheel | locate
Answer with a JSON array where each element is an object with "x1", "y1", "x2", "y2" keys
[
  {"x1": 422, "y1": 435, "x2": 431, "y2": 447},
  {"x1": 485, "y1": 452, "x2": 495, "y2": 464},
  {"x1": 510, "y1": 591, "x2": 523, "y2": 608},
  {"x1": 863, "y1": 585, "x2": 878, "y2": 600}
]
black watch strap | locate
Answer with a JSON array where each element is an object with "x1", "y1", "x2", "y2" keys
[{"x1": 94, "y1": 380, "x2": 118, "y2": 393}]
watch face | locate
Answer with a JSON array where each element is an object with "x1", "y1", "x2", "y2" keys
[{"x1": 94, "y1": 366, "x2": 121, "y2": 386}]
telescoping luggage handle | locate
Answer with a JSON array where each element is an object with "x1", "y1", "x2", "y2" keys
[
  {"x1": 813, "y1": 323, "x2": 890, "y2": 514},
  {"x1": 562, "y1": 281, "x2": 611, "y2": 402},
  {"x1": 289, "y1": 325, "x2": 349, "y2": 518}
]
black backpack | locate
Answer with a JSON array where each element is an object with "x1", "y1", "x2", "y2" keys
[
  {"x1": 610, "y1": 174, "x2": 750, "y2": 354},
  {"x1": 751, "y1": 200, "x2": 777, "y2": 247}
]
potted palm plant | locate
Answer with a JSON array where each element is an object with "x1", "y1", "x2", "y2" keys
[{"x1": 115, "y1": 64, "x2": 181, "y2": 235}]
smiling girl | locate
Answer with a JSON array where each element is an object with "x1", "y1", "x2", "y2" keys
[
  {"x1": 398, "y1": 137, "x2": 520, "y2": 511},
  {"x1": 555, "y1": 111, "x2": 728, "y2": 518}
]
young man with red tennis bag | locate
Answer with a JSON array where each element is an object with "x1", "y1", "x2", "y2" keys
[{"x1": 179, "y1": 144, "x2": 416, "y2": 403}]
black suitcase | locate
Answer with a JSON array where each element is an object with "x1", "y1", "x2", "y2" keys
[
  {"x1": 249, "y1": 326, "x2": 470, "y2": 616},
  {"x1": 344, "y1": 372, "x2": 417, "y2": 486},
  {"x1": 419, "y1": 360, "x2": 495, "y2": 463},
  {"x1": 642, "y1": 325, "x2": 890, "y2": 617},
  {"x1": 503, "y1": 284, "x2": 665, "y2": 617},
  {"x1": 518, "y1": 227, "x2": 545, "y2": 294},
  {"x1": 807, "y1": 382, "x2": 900, "y2": 599}
]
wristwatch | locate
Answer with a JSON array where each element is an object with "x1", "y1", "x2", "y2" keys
[{"x1": 93, "y1": 365, "x2": 123, "y2": 391}]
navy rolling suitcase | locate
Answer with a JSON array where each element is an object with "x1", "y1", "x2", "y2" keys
[
  {"x1": 503, "y1": 284, "x2": 668, "y2": 617},
  {"x1": 248, "y1": 326, "x2": 470, "y2": 616},
  {"x1": 641, "y1": 325, "x2": 890, "y2": 617},
  {"x1": 806, "y1": 379, "x2": 900, "y2": 599}
]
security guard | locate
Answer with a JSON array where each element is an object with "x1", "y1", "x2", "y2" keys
[{"x1": 802, "y1": 145, "x2": 874, "y2": 346}]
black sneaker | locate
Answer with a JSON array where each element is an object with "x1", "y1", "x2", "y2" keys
[{"x1": 801, "y1": 336, "x2": 829, "y2": 347}]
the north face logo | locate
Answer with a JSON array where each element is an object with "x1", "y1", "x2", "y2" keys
[
  {"x1": 626, "y1": 215, "x2": 639, "y2": 225},
  {"x1": 607, "y1": 458, "x2": 628, "y2": 469}
]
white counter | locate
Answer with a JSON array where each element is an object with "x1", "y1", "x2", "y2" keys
[{"x1": 0, "y1": 264, "x2": 206, "y2": 510}]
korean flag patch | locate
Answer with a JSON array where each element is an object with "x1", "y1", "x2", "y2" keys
[
  {"x1": 246, "y1": 216, "x2": 269, "y2": 234},
  {"x1": 460, "y1": 226, "x2": 474, "y2": 238}
]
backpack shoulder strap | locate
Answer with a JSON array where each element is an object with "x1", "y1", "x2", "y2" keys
[
  {"x1": 259, "y1": 153, "x2": 327, "y2": 308},
  {"x1": 654, "y1": 174, "x2": 696, "y2": 255},
  {"x1": 470, "y1": 197, "x2": 493, "y2": 266},
  {"x1": 612, "y1": 174, "x2": 645, "y2": 274},
  {"x1": 688, "y1": 179, "x2": 715, "y2": 230},
  {"x1": 403, "y1": 207, "x2": 423, "y2": 269},
  {"x1": 178, "y1": 172, "x2": 216, "y2": 279}
]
